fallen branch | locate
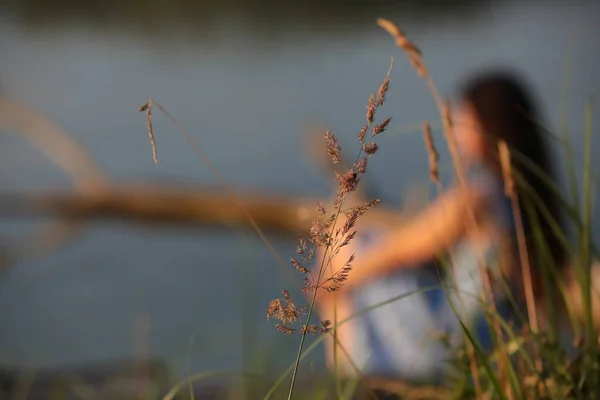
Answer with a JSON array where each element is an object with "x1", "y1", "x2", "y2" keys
[{"x1": 0, "y1": 184, "x2": 406, "y2": 236}]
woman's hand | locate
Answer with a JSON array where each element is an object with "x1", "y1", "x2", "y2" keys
[{"x1": 337, "y1": 185, "x2": 488, "y2": 293}]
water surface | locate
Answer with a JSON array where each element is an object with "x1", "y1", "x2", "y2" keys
[{"x1": 0, "y1": 0, "x2": 598, "y2": 377}]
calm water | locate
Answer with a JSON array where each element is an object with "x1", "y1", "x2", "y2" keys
[{"x1": 0, "y1": 0, "x2": 598, "y2": 378}]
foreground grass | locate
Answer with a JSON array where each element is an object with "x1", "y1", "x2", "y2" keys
[
  {"x1": 149, "y1": 18, "x2": 598, "y2": 400},
  {"x1": 4, "y1": 17, "x2": 596, "y2": 400}
]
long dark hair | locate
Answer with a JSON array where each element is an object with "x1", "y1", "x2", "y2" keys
[{"x1": 458, "y1": 70, "x2": 567, "y2": 300}]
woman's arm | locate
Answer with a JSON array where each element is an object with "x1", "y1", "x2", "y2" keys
[{"x1": 333, "y1": 185, "x2": 488, "y2": 293}]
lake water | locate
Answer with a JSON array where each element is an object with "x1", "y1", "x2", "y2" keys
[{"x1": 0, "y1": 0, "x2": 598, "y2": 379}]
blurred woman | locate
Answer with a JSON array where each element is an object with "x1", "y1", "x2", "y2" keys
[{"x1": 316, "y1": 70, "x2": 567, "y2": 382}]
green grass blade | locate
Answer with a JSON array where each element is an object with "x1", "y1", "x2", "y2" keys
[
  {"x1": 163, "y1": 371, "x2": 268, "y2": 400},
  {"x1": 449, "y1": 301, "x2": 508, "y2": 400},
  {"x1": 581, "y1": 96, "x2": 597, "y2": 394},
  {"x1": 560, "y1": 48, "x2": 580, "y2": 209}
]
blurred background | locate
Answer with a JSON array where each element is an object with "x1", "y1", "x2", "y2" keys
[{"x1": 0, "y1": 0, "x2": 598, "y2": 387}]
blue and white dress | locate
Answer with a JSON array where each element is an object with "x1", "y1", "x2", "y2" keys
[{"x1": 342, "y1": 163, "x2": 518, "y2": 381}]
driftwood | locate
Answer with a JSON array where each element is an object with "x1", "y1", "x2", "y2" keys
[{"x1": 0, "y1": 184, "x2": 406, "y2": 236}]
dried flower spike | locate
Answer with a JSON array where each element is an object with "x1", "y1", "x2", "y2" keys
[
  {"x1": 276, "y1": 325, "x2": 296, "y2": 335},
  {"x1": 320, "y1": 320, "x2": 332, "y2": 334},
  {"x1": 363, "y1": 142, "x2": 379, "y2": 155},
  {"x1": 324, "y1": 131, "x2": 341, "y2": 164},
  {"x1": 268, "y1": 59, "x2": 389, "y2": 347},
  {"x1": 376, "y1": 57, "x2": 394, "y2": 106},
  {"x1": 302, "y1": 276, "x2": 315, "y2": 294},
  {"x1": 291, "y1": 257, "x2": 309, "y2": 274},
  {"x1": 348, "y1": 199, "x2": 381, "y2": 218},
  {"x1": 422, "y1": 121, "x2": 439, "y2": 184},
  {"x1": 366, "y1": 93, "x2": 376, "y2": 124},
  {"x1": 354, "y1": 157, "x2": 368, "y2": 174},
  {"x1": 299, "y1": 324, "x2": 319, "y2": 335},
  {"x1": 138, "y1": 100, "x2": 158, "y2": 164},
  {"x1": 316, "y1": 202, "x2": 327, "y2": 218},
  {"x1": 372, "y1": 117, "x2": 391, "y2": 137},
  {"x1": 358, "y1": 125, "x2": 368, "y2": 143},
  {"x1": 377, "y1": 18, "x2": 427, "y2": 77},
  {"x1": 498, "y1": 140, "x2": 515, "y2": 196},
  {"x1": 296, "y1": 234, "x2": 307, "y2": 255},
  {"x1": 336, "y1": 169, "x2": 361, "y2": 198}
]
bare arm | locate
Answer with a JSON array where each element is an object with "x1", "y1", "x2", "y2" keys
[{"x1": 332, "y1": 186, "x2": 488, "y2": 293}]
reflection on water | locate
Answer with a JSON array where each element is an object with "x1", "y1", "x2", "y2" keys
[
  {"x1": 3, "y1": 0, "x2": 485, "y2": 36},
  {"x1": 0, "y1": 0, "x2": 598, "y2": 378}
]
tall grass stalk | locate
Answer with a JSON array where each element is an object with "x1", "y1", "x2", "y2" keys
[
  {"x1": 284, "y1": 134, "x2": 382, "y2": 400},
  {"x1": 262, "y1": 62, "x2": 392, "y2": 399},
  {"x1": 498, "y1": 142, "x2": 542, "y2": 381}
]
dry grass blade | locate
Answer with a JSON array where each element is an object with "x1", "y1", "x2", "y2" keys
[
  {"x1": 498, "y1": 140, "x2": 539, "y2": 335},
  {"x1": 136, "y1": 98, "x2": 296, "y2": 286},
  {"x1": 0, "y1": 96, "x2": 109, "y2": 267},
  {"x1": 0, "y1": 97, "x2": 108, "y2": 191}
]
